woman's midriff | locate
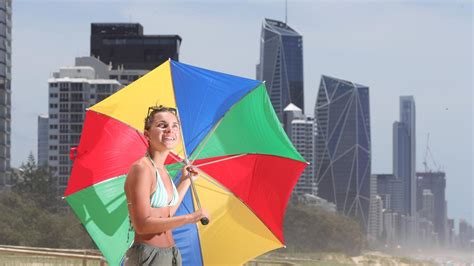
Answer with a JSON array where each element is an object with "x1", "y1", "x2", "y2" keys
[{"x1": 134, "y1": 206, "x2": 176, "y2": 247}]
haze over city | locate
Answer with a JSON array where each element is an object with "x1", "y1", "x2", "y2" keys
[{"x1": 11, "y1": 0, "x2": 472, "y2": 229}]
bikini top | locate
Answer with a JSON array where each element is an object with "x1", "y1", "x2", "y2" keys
[{"x1": 147, "y1": 154, "x2": 179, "y2": 208}]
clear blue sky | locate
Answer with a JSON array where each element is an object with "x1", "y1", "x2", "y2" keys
[{"x1": 12, "y1": 0, "x2": 473, "y2": 224}]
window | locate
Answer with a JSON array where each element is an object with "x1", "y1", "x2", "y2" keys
[
  {"x1": 71, "y1": 124, "x2": 82, "y2": 133},
  {"x1": 59, "y1": 166, "x2": 70, "y2": 175},
  {"x1": 49, "y1": 103, "x2": 58, "y2": 108},
  {"x1": 60, "y1": 93, "x2": 68, "y2": 101},
  {"x1": 71, "y1": 114, "x2": 83, "y2": 122},
  {"x1": 71, "y1": 93, "x2": 83, "y2": 102},
  {"x1": 59, "y1": 103, "x2": 68, "y2": 112},
  {"x1": 49, "y1": 135, "x2": 58, "y2": 140},
  {"x1": 60, "y1": 145, "x2": 69, "y2": 152},
  {"x1": 50, "y1": 114, "x2": 58, "y2": 119},
  {"x1": 109, "y1": 75, "x2": 118, "y2": 80},
  {"x1": 71, "y1": 83, "x2": 83, "y2": 92},
  {"x1": 60, "y1": 156, "x2": 69, "y2": 164},
  {"x1": 49, "y1": 93, "x2": 58, "y2": 98},
  {"x1": 71, "y1": 135, "x2": 81, "y2": 143},
  {"x1": 60, "y1": 124, "x2": 68, "y2": 133},
  {"x1": 49, "y1": 156, "x2": 58, "y2": 161},
  {"x1": 49, "y1": 124, "x2": 58, "y2": 129},
  {"x1": 59, "y1": 83, "x2": 69, "y2": 91},
  {"x1": 71, "y1": 103, "x2": 83, "y2": 112},
  {"x1": 50, "y1": 83, "x2": 58, "y2": 88},
  {"x1": 49, "y1": 145, "x2": 58, "y2": 150}
]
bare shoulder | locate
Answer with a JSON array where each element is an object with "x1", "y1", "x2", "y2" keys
[{"x1": 125, "y1": 158, "x2": 151, "y2": 187}]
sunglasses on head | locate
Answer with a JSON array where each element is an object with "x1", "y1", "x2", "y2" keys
[{"x1": 147, "y1": 106, "x2": 177, "y2": 117}]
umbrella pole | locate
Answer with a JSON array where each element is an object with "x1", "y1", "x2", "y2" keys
[
  {"x1": 188, "y1": 174, "x2": 209, "y2": 225},
  {"x1": 184, "y1": 159, "x2": 209, "y2": 226}
]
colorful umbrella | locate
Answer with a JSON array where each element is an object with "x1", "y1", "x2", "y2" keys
[{"x1": 64, "y1": 60, "x2": 307, "y2": 266}]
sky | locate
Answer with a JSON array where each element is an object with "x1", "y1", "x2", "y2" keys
[{"x1": 12, "y1": 1, "x2": 473, "y2": 224}]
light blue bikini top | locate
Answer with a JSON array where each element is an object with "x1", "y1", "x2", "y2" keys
[{"x1": 147, "y1": 154, "x2": 179, "y2": 208}]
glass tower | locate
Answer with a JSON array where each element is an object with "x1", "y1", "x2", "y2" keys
[
  {"x1": 314, "y1": 75, "x2": 371, "y2": 229},
  {"x1": 393, "y1": 96, "x2": 416, "y2": 216},
  {"x1": 257, "y1": 18, "x2": 303, "y2": 122}
]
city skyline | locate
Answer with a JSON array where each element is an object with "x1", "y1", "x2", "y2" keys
[{"x1": 11, "y1": 1, "x2": 473, "y2": 225}]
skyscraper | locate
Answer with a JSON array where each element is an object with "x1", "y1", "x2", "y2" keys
[
  {"x1": 91, "y1": 23, "x2": 181, "y2": 70},
  {"x1": 0, "y1": 0, "x2": 11, "y2": 185},
  {"x1": 393, "y1": 96, "x2": 416, "y2": 216},
  {"x1": 283, "y1": 103, "x2": 314, "y2": 196},
  {"x1": 256, "y1": 18, "x2": 303, "y2": 122},
  {"x1": 314, "y1": 75, "x2": 371, "y2": 229}
]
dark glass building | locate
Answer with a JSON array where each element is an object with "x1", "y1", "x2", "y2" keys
[
  {"x1": 91, "y1": 23, "x2": 181, "y2": 70},
  {"x1": 256, "y1": 18, "x2": 303, "y2": 122},
  {"x1": 0, "y1": 0, "x2": 11, "y2": 185},
  {"x1": 314, "y1": 75, "x2": 371, "y2": 230}
]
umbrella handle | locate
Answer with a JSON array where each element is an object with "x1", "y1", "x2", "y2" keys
[{"x1": 200, "y1": 217, "x2": 209, "y2": 225}]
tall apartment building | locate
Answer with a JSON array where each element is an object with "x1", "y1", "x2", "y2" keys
[
  {"x1": 256, "y1": 18, "x2": 303, "y2": 122},
  {"x1": 314, "y1": 75, "x2": 371, "y2": 230},
  {"x1": 283, "y1": 103, "x2": 314, "y2": 196},
  {"x1": 91, "y1": 23, "x2": 181, "y2": 70},
  {"x1": 393, "y1": 96, "x2": 416, "y2": 216},
  {"x1": 48, "y1": 62, "x2": 122, "y2": 194},
  {"x1": 0, "y1": 0, "x2": 11, "y2": 185}
]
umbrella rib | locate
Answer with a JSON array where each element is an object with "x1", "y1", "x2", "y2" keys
[
  {"x1": 194, "y1": 154, "x2": 247, "y2": 168},
  {"x1": 189, "y1": 119, "x2": 223, "y2": 164}
]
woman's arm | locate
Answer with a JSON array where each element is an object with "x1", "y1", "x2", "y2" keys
[
  {"x1": 125, "y1": 162, "x2": 203, "y2": 235},
  {"x1": 169, "y1": 165, "x2": 198, "y2": 216}
]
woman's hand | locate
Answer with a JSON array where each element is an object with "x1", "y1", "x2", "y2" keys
[
  {"x1": 188, "y1": 208, "x2": 210, "y2": 224},
  {"x1": 181, "y1": 164, "x2": 199, "y2": 182}
]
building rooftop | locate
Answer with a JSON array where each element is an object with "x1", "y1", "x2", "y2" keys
[
  {"x1": 264, "y1": 18, "x2": 301, "y2": 37},
  {"x1": 284, "y1": 103, "x2": 302, "y2": 112}
]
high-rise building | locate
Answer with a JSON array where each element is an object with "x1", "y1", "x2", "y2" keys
[
  {"x1": 283, "y1": 103, "x2": 314, "y2": 196},
  {"x1": 0, "y1": 0, "x2": 11, "y2": 185},
  {"x1": 421, "y1": 189, "x2": 434, "y2": 221},
  {"x1": 458, "y1": 219, "x2": 473, "y2": 249},
  {"x1": 368, "y1": 195, "x2": 383, "y2": 240},
  {"x1": 48, "y1": 59, "x2": 123, "y2": 194},
  {"x1": 37, "y1": 114, "x2": 49, "y2": 166},
  {"x1": 375, "y1": 174, "x2": 404, "y2": 213},
  {"x1": 314, "y1": 75, "x2": 371, "y2": 229},
  {"x1": 91, "y1": 23, "x2": 181, "y2": 70},
  {"x1": 393, "y1": 96, "x2": 416, "y2": 216},
  {"x1": 256, "y1": 18, "x2": 303, "y2": 122},
  {"x1": 416, "y1": 171, "x2": 447, "y2": 244}
]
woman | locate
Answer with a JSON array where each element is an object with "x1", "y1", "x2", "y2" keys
[{"x1": 123, "y1": 106, "x2": 209, "y2": 266}]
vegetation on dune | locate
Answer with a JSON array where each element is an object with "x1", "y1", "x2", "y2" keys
[
  {"x1": 282, "y1": 200, "x2": 367, "y2": 256},
  {"x1": 0, "y1": 154, "x2": 95, "y2": 249}
]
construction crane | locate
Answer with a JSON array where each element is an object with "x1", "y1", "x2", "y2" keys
[{"x1": 422, "y1": 133, "x2": 442, "y2": 172}]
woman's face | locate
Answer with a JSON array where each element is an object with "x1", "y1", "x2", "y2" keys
[{"x1": 145, "y1": 111, "x2": 180, "y2": 152}]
